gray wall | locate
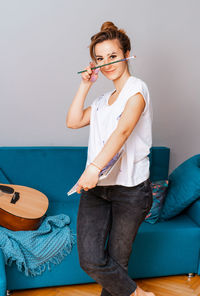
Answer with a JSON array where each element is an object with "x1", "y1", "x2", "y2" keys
[{"x1": 0, "y1": 0, "x2": 200, "y2": 174}]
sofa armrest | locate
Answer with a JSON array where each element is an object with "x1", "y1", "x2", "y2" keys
[
  {"x1": 184, "y1": 198, "x2": 200, "y2": 227},
  {"x1": 0, "y1": 248, "x2": 6, "y2": 296}
]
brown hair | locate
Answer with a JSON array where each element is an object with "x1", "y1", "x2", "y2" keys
[{"x1": 89, "y1": 21, "x2": 131, "y2": 61}]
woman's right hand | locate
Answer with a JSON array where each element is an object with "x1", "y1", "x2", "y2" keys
[{"x1": 81, "y1": 61, "x2": 100, "y2": 84}]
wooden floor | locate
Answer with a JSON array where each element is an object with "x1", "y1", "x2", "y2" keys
[{"x1": 11, "y1": 274, "x2": 200, "y2": 296}]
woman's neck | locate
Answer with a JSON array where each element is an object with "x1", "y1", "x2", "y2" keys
[{"x1": 112, "y1": 71, "x2": 131, "y2": 95}]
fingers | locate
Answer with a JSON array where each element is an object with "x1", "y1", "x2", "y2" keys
[
  {"x1": 76, "y1": 184, "x2": 90, "y2": 194},
  {"x1": 79, "y1": 187, "x2": 89, "y2": 192},
  {"x1": 82, "y1": 65, "x2": 93, "y2": 80},
  {"x1": 81, "y1": 61, "x2": 99, "y2": 83},
  {"x1": 76, "y1": 184, "x2": 82, "y2": 194},
  {"x1": 90, "y1": 68, "x2": 100, "y2": 82}
]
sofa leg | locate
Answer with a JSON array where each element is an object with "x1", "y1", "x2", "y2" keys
[
  {"x1": 6, "y1": 291, "x2": 12, "y2": 296},
  {"x1": 188, "y1": 272, "x2": 195, "y2": 278}
]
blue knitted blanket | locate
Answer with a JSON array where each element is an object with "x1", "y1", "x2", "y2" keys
[{"x1": 0, "y1": 214, "x2": 76, "y2": 276}]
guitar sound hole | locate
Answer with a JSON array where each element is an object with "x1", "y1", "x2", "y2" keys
[{"x1": 0, "y1": 185, "x2": 14, "y2": 194}]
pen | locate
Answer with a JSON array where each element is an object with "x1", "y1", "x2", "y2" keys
[{"x1": 77, "y1": 55, "x2": 136, "y2": 74}]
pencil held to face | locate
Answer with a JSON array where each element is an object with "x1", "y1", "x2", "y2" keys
[{"x1": 77, "y1": 55, "x2": 136, "y2": 74}]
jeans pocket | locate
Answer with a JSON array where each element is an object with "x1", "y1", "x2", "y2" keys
[{"x1": 140, "y1": 178, "x2": 151, "y2": 192}]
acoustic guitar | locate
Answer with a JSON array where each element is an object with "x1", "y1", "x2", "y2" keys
[{"x1": 0, "y1": 184, "x2": 49, "y2": 231}]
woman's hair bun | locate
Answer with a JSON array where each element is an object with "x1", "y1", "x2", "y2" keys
[
  {"x1": 100, "y1": 21, "x2": 118, "y2": 32},
  {"x1": 100, "y1": 21, "x2": 126, "y2": 35}
]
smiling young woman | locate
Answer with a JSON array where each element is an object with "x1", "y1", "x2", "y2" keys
[{"x1": 66, "y1": 21, "x2": 154, "y2": 296}]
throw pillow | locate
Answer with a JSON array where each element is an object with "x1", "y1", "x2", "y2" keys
[
  {"x1": 159, "y1": 154, "x2": 200, "y2": 221},
  {"x1": 145, "y1": 180, "x2": 169, "y2": 224}
]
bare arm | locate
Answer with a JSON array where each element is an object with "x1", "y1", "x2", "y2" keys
[
  {"x1": 66, "y1": 62, "x2": 99, "y2": 129},
  {"x1": 66, "y1": 81, "x2": 92, "y2": 129}
]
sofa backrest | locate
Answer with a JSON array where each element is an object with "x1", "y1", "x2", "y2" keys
[
  {"x1": 149, "y1": 146, "x2": 170, "y2": 182},
  {"x1": 0, "y1": 146, "x2": 170, "y2": 202}
]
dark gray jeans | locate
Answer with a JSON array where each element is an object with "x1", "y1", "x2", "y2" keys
[{"x1": 77, "y1": 178, "x2": 153, "y2": 296}]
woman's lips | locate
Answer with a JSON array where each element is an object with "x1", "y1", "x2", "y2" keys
[{"x1": 104, "y1": 69, "x2": 115, "y2": 73}]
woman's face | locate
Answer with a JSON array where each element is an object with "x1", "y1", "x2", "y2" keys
[{"x1": 94, "y1": 39, "x2": 130, "y2": 81}]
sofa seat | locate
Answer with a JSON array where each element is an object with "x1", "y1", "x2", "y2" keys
[{"x1": 129, "y1": 213, "x2": 200, "y2": 278}]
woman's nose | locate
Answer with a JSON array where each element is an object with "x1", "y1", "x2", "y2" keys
[{"x1": 103, "y1": 58, "x2": 112, "y2": 70}]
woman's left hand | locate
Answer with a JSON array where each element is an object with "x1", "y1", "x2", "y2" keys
[{"x1": 76, "y1": 164, "x2": 100, "y2": 194}]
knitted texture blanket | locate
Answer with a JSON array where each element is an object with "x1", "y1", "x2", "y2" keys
[{"x1": 0, "y1": 214, "x2": 76, "y2": 276}]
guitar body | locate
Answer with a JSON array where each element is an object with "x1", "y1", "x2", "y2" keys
[{"x1": 0, "y1": 184, "x2": 49, "y2": 231}]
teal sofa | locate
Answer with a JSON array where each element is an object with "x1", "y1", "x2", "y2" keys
[{"x1": 0, "y1": 146, "x2": 199, "y2": 296}]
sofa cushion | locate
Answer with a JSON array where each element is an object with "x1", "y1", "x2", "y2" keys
[
  {"x1": 145, "y1": 180, "x2": 169, "y2": 224},
  {"x1": 129, "y1": 213, "x2": 200, "y2": 278},
  {"x1": 159, "y1": 154, "x2": 200, "y2": 220},
  {"x1": 46, "y1": 198, "x2": 80, "y2": 234}
]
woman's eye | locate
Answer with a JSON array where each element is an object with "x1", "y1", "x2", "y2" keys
[
  {"x1": 110, "y1": 55, "x2": 117, "y2": 59},
  {"x1": 96, "y1": 55, "x2": 117, "y2": 63}
]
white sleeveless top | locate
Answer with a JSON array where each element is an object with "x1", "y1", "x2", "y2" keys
[{"x1": 85, "y1": 76, "x2": 153, "y2": 187}]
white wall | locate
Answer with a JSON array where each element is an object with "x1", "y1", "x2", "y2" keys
[{"x1": 0, "y1": 0, "x2": 200, "y2": 174}]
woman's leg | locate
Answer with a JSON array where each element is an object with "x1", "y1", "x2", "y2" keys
[
  {"x1": 76, "y1": 185, "x2": 141, "y2": 296},
  {"x1": 100, "y1": 178, "x2": 153, "y2": 296}
]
